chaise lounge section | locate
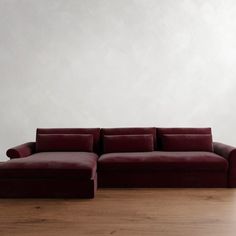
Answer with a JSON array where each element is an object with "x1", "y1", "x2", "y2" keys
[{"x1": 0, "y1": 128, "x2": 100, "y2": 198}]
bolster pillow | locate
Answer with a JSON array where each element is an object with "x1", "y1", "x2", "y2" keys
[
  {"x1": 36, "y1": 134, "x2": 93, "y2": 152},
  {"x1": 6, "y1": 142, "x2": 36, "y2": 159},
  {"x1": 161, "y1": 134, "x2": 213, "y2": 152},
  {"x1": 103, "y1": 134, "x2": 154, "y2": 153}
]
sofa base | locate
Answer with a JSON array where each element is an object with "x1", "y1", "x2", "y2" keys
[
  {"x1": 0, "y1": 174, "x2": 97, "y2": 198},
  {"x1": 98, "y1": 171, "x2": 227, "y2": 188}
]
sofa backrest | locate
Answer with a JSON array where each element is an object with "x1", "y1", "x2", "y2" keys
[
  {"x1": 35, "y1": 127, "x2": 213, "y2": 153},
  {"x1": 101, "y1": 127, "x2": 156, "y2": 153},
  {"x1": 156, "y1": 127, "x2": 212, "y2": 151},
  {"x1": 36, "y1": 128, "x2": 100, "y2": 153}
]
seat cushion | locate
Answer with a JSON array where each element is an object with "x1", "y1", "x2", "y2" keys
[
  {"x1": 0, "y1": 152, "x2": 98, "y2": 179},
  {"x1": 98, "y1": 151, "x2": 228, "y2": 172}
]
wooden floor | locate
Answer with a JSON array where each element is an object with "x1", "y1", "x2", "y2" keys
[{"x1": 0, "y1": 189, "x2": 236, "y2": 236}]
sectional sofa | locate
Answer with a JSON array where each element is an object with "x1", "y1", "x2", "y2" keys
[{"x1": 0, "y1": 127, "x2": 235, "y2": 198}]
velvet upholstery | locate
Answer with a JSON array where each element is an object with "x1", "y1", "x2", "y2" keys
[
  {"x1": 37, "y1": 128, "x2": 100, "y2": 153},
  {"x1": 4, "y1": 128, "x2": 100, "y2": 198},
  {"x1": 0, "y1": 152, "x2": 98, "y2": 179},
  {"x1": 36, "y1": 134, "x2": 93, "y2": 152},
  {"x1": 0, "y1": 152, "x2": 98, "y2": 198},
  {"x1": 0, "y1": 175, "x2": 97, "y2": 198},
  {"x1": 161, "y1": 134, "x2": 213, "y2": 152},
  {"x1": 157, "y1": 127, "x2": 212, "y2": 150},
  {"x1": 103, "y1": 134, "x2": 154, "y2": 153},
  {"x1": 98, "y1": 151, "x2": 228, "y2": 172},
  {"x1": 2, "y1": 127, "x2": 236, "y2": 198},
  {"x1": 98, "y1": 171, "x2": 227, "y2": 188},
  {"x1": 101, "y1": 127, "x2": 156, "y2": 151},
  {"x1": 213, "y1": 142, "x2": 236, "y2": 187},
  {"x1": 6, "y1": 142, "x2": 36, "y2": 159}
]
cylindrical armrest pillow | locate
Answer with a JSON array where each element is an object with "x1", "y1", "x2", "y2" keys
[
  {"x1": 103, "y1": 134, "x2": 154, "y2": 153},
  {"x1": 161, "y1": 134, "x2": 213, "y2": 152},
  {"x1": 6, "y1": 142, "x2": 36, "y2": 159},
  {"x1": 36, "y1": 134, "x2": 93, "y2": 152}
]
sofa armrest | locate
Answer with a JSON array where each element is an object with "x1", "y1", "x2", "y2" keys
[
  {"x1": 213, "y1": 142, "x2": 236, "y2": 187},
  {"x1": 6, "y1": 142, "x2": 36, "y2": 159}
]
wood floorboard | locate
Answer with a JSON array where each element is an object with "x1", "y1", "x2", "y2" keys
[{"x1": 0, "y1": 188, "x2": 236, "y2": 236}]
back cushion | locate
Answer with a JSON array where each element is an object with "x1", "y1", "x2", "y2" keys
[
  {"x1": 162, "y1": 134, "x2": 213, "y2": 152},
  {"x1": 36, "y1": 128, "x2": 100, "y2": 153},
  {"x1": 36, "y1": 134, "x2": 93, "y2": 152},
  {"x1": 101, "y1": 127, "x2": 156, "y2": 153},
  {"x1": 157, "y1": 127, "x2": 213, "y2": 151},
  {"x1": 103, "y1": 134, "x2": 154, "y2": 153}
]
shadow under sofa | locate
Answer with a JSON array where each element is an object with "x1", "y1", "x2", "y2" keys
[{"x1": 0, "y1": 127, "x2": 235, "y2": 198}]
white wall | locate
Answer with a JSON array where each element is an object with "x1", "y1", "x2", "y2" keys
[{"x1": 0, "y1": 0, "x2": 236, "y2": 161}]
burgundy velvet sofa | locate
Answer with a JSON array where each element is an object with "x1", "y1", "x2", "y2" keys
[{"x1": 0, "y1": 127, "x2": 236, "y2": 198}]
